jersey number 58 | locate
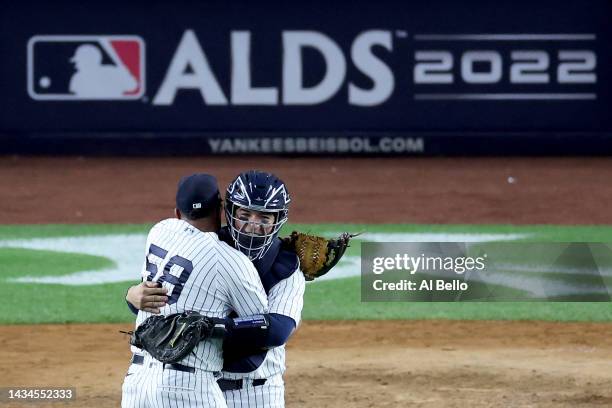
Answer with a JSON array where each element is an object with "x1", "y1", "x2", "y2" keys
[{"x1": 144, "y1": 244, "x2": 194, "y2": 305}]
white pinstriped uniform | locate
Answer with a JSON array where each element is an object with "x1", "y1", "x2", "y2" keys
[
  {"x1": 122, "y1": 218, "x2": 269, "y2": 408},
  {"x1": 221, "y1": 267, "x2": 306, "y2": 408}
]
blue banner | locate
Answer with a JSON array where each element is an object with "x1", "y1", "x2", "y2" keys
[{"x1": 1, "y1": 0, "x2": 610, "y2": 154}]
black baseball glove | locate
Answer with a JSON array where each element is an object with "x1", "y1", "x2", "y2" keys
[{"x1": 127, "y1": 311, "x2": 226, "y2": 364}]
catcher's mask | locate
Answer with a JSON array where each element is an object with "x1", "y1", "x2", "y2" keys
[{"x1": 225, "y1": 171, "x2": 290, "y2": 260}]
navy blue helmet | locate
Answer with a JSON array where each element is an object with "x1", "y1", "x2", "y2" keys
[{"x1": 225, "y1": 171, "x2": 291, "y2": 260}]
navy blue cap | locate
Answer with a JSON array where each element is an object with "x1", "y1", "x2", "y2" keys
[{"x1": 176, "y1": 174, "x2": 220, "y2": 217}]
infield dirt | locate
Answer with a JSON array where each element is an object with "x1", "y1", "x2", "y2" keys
[
  {"x1": 1, "y1": 156, "x2": 612, "y2": 224},
  {"x1": 1, "y1": 321, "x2": 611, "y2": 408},
  {"x1": 1, "y1": 156, "x2": 612, "y2": 407}
]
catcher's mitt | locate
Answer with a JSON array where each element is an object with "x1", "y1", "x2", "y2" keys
[
  {"x1": 126, "y1": 311, "x2": 224, "y2": 364},
  {"x1": 283, "y1": 232, "x2": 358, "y2": 281}
]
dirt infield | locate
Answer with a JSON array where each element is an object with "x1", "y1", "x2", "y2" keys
[
  {"x1": 2, "y1": 156, "x2": 612, "y2": 407},
  {"x1": 1, "y1": 321, "x2": 611, "y2": 408},
  {"x1": 1, "y1": 156, "x2": 612, "y2": 224}
]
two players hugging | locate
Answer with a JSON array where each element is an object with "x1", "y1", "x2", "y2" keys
[{"x1": 121, "y1": 170, "x2": 356, "y2": 408}]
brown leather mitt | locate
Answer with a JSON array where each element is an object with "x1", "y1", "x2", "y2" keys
[{"x1": 282, "y1": 232, "x2": 358, "y2": 281}]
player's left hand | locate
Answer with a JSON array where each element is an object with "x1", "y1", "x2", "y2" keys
[{"x1": 126, "y1": 281, "x2": 168, "y2": 314}]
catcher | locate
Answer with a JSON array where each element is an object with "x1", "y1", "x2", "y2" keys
[{"x1": 126, "y1": 170, "x2": 355, "y2": 408}]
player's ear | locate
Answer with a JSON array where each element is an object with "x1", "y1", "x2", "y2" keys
[{"x1": 174, "y1": 208, "x2": 181, "y2": 220}]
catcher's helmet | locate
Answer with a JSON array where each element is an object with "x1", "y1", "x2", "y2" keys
[{"x1": 225, "y1": 171, "x2": 290, "y2": 260}]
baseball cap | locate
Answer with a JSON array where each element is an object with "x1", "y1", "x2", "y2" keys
[{"x1": 175, "y1": 173, "x2": 221, "y2": 218}]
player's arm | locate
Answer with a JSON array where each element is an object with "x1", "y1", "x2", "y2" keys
[
  {"x1": 125, "y1": 281, "x2": 168, "y2": 314},
  {"x1": 126, "y1": 294, "x2": 292, "y2": 350},
  {"x1": 217, "y1": 313, "x2": 294, "y2": 365},
  {"x1": 125, "y1": 222, "x2": 169, "y2": 315},
  {"x1": 221, "y1": 269, "x2": 306, "y2": 354},
  {"x1": 220, "y1": 313, "x2": 294, "y2": 356}
]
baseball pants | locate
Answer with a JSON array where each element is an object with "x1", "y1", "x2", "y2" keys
[
  {"x1": 221, "y1": 374, "x2": 285, "y2": 408},
  {"x1": 122, "y1": 354, "x2": 227, "y2": 408}
]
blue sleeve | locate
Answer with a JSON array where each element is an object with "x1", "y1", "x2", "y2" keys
[
  {"x1": 127, "y1": 300, "x2": 139, "y2": 315},
  {"x1": 223, "y1": 312, "x2": 296, "y2": 352},
  {"x1": 264, "y1": 313, "x2": 296, "y2": 348},
  {"x1": 222, "y1": 313, "x2": 296, "y2": 371}
]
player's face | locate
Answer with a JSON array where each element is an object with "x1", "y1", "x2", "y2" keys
[{"x1": 234, "y1": 207, "x2": 275, "y2": 236}]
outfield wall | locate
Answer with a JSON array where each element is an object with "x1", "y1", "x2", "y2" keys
[{"x1": 1, "y1": 0, "x2": 611, "y2": 155}]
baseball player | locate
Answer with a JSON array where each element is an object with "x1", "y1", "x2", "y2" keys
[
  {"x1": 121, "y1": 173, "x2": 270, "y2": 408},
  {"x1": 127, "y1": 170, "x2": 305, "y2": 408},
  {"x1": 218, "y1": 171, "x2": 305, "y2": 408}
]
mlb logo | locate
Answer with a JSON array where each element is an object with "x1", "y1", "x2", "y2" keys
[{"x1": 27, "y1": 35, "x2": 145, "y2": 100}]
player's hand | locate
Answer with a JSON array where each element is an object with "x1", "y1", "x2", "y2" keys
[{"x1": 126, "y1": 281, "x2": 168, "y2": 314}]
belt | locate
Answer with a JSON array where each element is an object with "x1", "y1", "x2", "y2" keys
[
  {"x1": 131, "y1": 354, "x2": 195, "y2": 374},
  {"x1": 217, "y1": 378, "x2": 267, "y2": 392}
]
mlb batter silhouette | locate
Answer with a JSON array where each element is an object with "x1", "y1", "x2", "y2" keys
[{"x1": 69, "y1": 44, "x2": 137, "y2": 98}]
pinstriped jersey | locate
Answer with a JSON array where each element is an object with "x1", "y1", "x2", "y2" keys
[
  {"x1": 131, "y1": 218, "x2": 269, "y2": 372},
  {"x1": 222, "y1": 267, "x2": 306, "y2": 380}
]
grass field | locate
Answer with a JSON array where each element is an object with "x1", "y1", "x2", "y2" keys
[{"x1": 2, "y1": 223, "x2": 612, "y2": 324}]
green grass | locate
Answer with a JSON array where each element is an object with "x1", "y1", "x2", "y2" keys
[
  {"x1": 1, "y1": 248, "x2": 135, "y2": 324},
  {"x1": 1, "y1": 223, "x2": 612, "y2": 324},
  {"x1": 1, "y1": 247, "x2": 115, "y2": 279},
  {"x1": 303, "y1": 276, "x2": 612, "y2": 322},
  {"x1": 5, "y1": 282, "x2": 135, "y2": 324}
]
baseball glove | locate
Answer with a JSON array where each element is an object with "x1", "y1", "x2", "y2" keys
[
  {"x1": 283, "y1": 232, "x2": 358, "y2": 281},
  {"x1": 126, "y1": 311, "x2": 225, "y2": 364}
]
